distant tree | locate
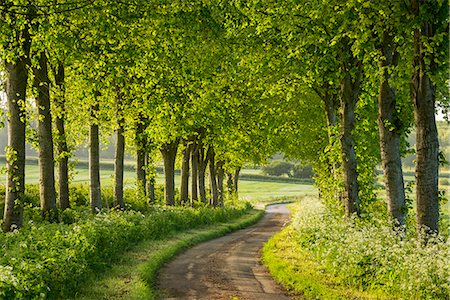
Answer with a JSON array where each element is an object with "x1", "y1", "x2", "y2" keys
[{"x1": 262, "y1": 161, "x2": 294, "y2": 177}]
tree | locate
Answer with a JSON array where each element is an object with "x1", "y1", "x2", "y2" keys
[
  {"x1": 32, "y1": 51, "x2": 57, "y2": 219},
  {"x1": 179, "y1": 139, "x2": 192, "y2": 205},
  {"x1": 161, "y1": 139, "x2": 180, "y2": 206},
  {"x1": 114, "y1": 88, "x2": 125, "y2": 209},
  {"x1": 53, "y1": 61, "x2": 70, "y2": 210},
  {"x1": 1, "y1": 8, "x2": 32, "y2": 231},
  {"x1": 89, "y1": 100, "x2": 102, "y2": 212},
  {"x1": 410, "y1": 0, "x2": 448, "y2": 235}
]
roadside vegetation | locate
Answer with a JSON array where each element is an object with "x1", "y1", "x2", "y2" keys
[
  {"x1": 75, "y1": 208, "x2": 263, "y2": 300},
  {"x1": 0, "y1": 184, "x2": 256, "y2": 299},
  {"x1": 0, "y1": 0, "x2": 448, "y2": 299},
  {"x1": 263, "y1": 197, "x2": 449, "y2": 299}
]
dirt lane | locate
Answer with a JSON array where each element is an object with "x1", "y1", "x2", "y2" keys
[{"x1": 157, "y1": 204, "x2": 291, "y2": 300}]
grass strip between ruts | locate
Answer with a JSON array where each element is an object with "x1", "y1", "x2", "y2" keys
[{"x1": 73, "y1": 209, "x2": 264, "y2": 300}]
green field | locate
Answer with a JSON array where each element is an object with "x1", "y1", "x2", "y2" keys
[{"x1": 0, "y1": 160, "x2": 317, "y2": 201}]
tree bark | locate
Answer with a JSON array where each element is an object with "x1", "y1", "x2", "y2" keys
[
  {"x1": 89, "y1": 103, "x2": 102, "y2": 212},
  {"x1": 322, "y1": 85, "x2": 339, "y2": 128},
  {"x1": 198, "y1": 141, "x2": 208, "y2": 204},
  {"x1": 340, "y1": 68, "x2": 362, "y2": 218},
  {"x1": 411, "y1": 0, "x2": 440, "y2": 235},
  {"x1": 146, "y1": 153, "x2": 156, "y2": 203},
  {"x1": 190, "y1": 141, "x2": 199, "y2": 203},
  {"x1": 136, "y1": 121, "x2": 146, "y2": 195},
  {"x1": 3, "y1": 29, "x2": 30, "y2": 231},
  {"x1": 377, "y1": 32, "x2": 406, "y2": 227},
  {"x1": 227, "y1": 173, "x2": 234, "y2": 196},
  {"x1": 161, "y1": 139, "x2": 179, "y2": 206},
  {"x1": 319, "y1": 85, "x2": 342, "y2": 204},
  {"x1": 233, "y1": 167, "x2": 241, "y2": 195},
  {"x1": 216, "y1": 161, "x2": 225, "y2": 206},
  {"x1": 54, "y1": 61, "x2": 70, "y2": 211},
  {"x1": 114, "y1": 92, "x2": 125, "y2": 209},
  {"x1": 179, "y1": 141, "x2": 191, "y2": 205},
  {"x1": 33, "y1": 52, "x2": 57, "y2": 220},
  {"x1": 208, "y1": 146, "x2": 219, "y2": 207}
]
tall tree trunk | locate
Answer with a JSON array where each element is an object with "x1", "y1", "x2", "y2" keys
[
  {"x1": 198, "y1": 141, "x2": 208, "y2": 204},
  {"x1": 233, "y1": 167, "x2": 241, "y2": 195},
  {"x1": 190, "y1": 141, "x2": 199, "y2": 203},
  {"x1": 340, "y1": 68, "x2": 362, "y2": 218},
  {"x1": 208, "y1": 146, "x2": 219, "y2": 207},
  {"x1": 216, "y1": 161, "x2": 225, "y2": 206},
  {"x1": 136, "y1": 121, "x2": 146, "y2": 195},
  {"x1": 33, "y1": 52, "x2": 57, "y2": 220},
  {"x1": 411, "y1": 0, "x2": 440, "y2": 235},
  {"x1": 179, "y1": 141, "x2": 191, "y2": 205},
  {"x1": 377, "y1": 32, "x2": 406, "y2": 227},
  {"x1": 320, "y1": 85, "x2": 342, "y2": 204},
  {"x1": 161, "y1": 139, "x2": 179, "y2": 206},
  {"x1": 227, "y1": 173, "x2": 234, "y2": 196},
  {"x1": 322, "y1": 85, "x2": 339, "y2": 128},
  {"x1": 146, "y1": 153, "x2": 156, "y2": 203},
  {"x1": 3, "y1": 29, "x2": 30, "y2": 231},
  {"x1": 54, "y1": 61, "x2": 70, "y2": 211},
  {"x1": 89, "y1": 103, "x2": 102, "y2": 212},
  {"x1": 114, "y1": 92, "x2": 125, "y2": 209}
]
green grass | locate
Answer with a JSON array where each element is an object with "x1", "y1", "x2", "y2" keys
[
  {"x1": 262, "y1": 228, "x2": 388, "y2": 300},
  {"x1": 263, "y1": 198, "x2": 449, "y2": 300},
  {"x1": 73, "y1": 209, "x2": 264, "y2": 300},
  {"x1": 0, "y1": 203, "x2": 255, "y2": 299},
  {"x1": 0, "y1": 161, "x2": 317, "y2": 201}
]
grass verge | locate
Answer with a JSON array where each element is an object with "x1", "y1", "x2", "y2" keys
[
  {"x1": 73, "y1": 209, "x2": 264, "y2": 300},
  {"x1": 262, "y1": 228, "x2": 388, "y2": 300},
  {"x1": 263, "y1": 198, "x2": 448, "y2": 299}
]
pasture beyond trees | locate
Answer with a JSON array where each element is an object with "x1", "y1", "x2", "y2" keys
[{"x1": 0, "y1": 0, "x2": 449, "y2": 298}]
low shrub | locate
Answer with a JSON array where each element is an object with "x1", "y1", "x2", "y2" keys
[
  {"x1": 284, "y1": 198, "x2": 449, "y2": 299},
  {"x1": 0, "y1": 204, "x2": 252, "y2": 299}
]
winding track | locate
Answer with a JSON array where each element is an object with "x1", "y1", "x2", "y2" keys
[{"x1": 157, "y1": 204, "x2": 291, "y2": 300}]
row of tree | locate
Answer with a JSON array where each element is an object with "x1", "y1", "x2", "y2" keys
[
  {"x1": 1, "y1": 1, "x2": 448, "y2": 239},
  {"x1": 242, "y1": 0, "x2": 448, "y2": 237},
  {"x1": 0, "y1": 0, "x2": 275, "y2": 231}
]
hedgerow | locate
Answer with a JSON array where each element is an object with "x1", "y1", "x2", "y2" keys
[{"x1": 0, "y1": 203, "x2": 252, "y2": 299}]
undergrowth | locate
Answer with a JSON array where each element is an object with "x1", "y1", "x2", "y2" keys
[
  {"x1": 263, "y1": 197, "x2": 449, "y2": 299},
  {"x1": 0, "y1": 202, "x2": 253, "y2": 299}
]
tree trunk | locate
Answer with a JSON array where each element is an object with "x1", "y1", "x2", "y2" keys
[
  {"x1": 179, "y1": 141, "x2": 191, "y2": 205},
  {"x1": 216, "y1": 161, "x2": 225, "y2": 206},
  {"x1": 377, "y1": 32, "x2": 406, "y2": 227},
  {"x1": 208, "y1": 147, "x2": 219, "y2": 207},
  {"x1": 227, "y1": 173, "x2": 234, "y2": 196},
  {"x1": 233, "y1": 167, "x2": 241, "y2": 195},
  {"x1": 136, "y1": 121, "x2": 146, "y2": 195},
  {"x1": 89, "y1": 103, "x2": 102, "y2": 212},
  {"x1": 33, "y1": 52, "x2": 57, "y2": 220},
  {"x1": 322, "y1": 86, "x2": 339, "y2": 128},
  {"x1": 161, "y1": 140, "x2": 179, "y2": 206},
  {"x1": 340, "y1": 70, "x2": 361, "y2": 218},
  {"x1": 190, "y1": 141, "x2": 199, "y2": 203},
  {"x1": 146, "y1": 153, "x2": 156, "y2": 203},
  {"x1": 3, "y1": 35, "x2": 30, "y2": 231},
  {"x1": 198, "y1": 141, "x2": 208, "y2": 204},
  {"x1": 114, "y1": 94, "x2": 125, "y2": 209},
  {"x1": 411, "y1": 0, "x2": 440, "y2": 235},
  {"x1": 54, "y1": 61, "x2": 70, "y2": 211},
  {"x1": 320, "y1": 86, "x2": 342, "y2": 204}
]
